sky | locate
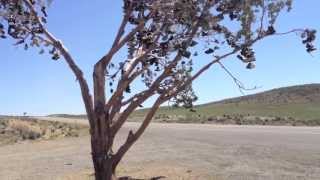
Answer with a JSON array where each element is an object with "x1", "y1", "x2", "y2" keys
[{"x1": 0, "y1": 1, "x2": 319, "y2": 116}]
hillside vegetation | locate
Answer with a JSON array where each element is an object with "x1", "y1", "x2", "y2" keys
[{"x1": 131, "y1": 84, "x2": 320, "y2": 125}]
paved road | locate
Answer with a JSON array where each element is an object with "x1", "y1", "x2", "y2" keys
[{"x1": 0, "y1": 118, "x2": 320, "y2": 180}]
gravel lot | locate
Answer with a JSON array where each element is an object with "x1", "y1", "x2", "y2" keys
[{"x1": 0, "y1": 117, "x2": 319, "y2": 180}]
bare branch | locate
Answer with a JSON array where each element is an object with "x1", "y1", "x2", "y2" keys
[
  {"x1": 110, "y1": 51, "x2": 185, "y2": 135},
  {"x1": 275, "y1": 29, "x2": 306, "y2": 36},
  {"x1": 92, "y1": 20, "x2": 145, "y2": 116},
  {"x1": 121, "y1": 94, "x2": 139, "y2": 107},
  {"x1": 105, "y1": 22, "x2": 167, "y2": 122},
  {"x1": 95, "y1": 12, "x2": 147, "y2": 69},
  {"x1": 111, "y1": 10, "x2": 132, "y2": 49},
  {"x1": 22, "y1": 0, "x2": 95, "y2": 124},
  {"x1": 258, "y1": 1, "x2": 266, "y2": 35},
  {"x1": 111, "y1": 89, "x2": 155, "y2": 135},
  {"x1": 107, "y1": 62, "x2": 151, "y2": 124},
  {"x1": 105, "y1": 49, "x2": 151, "y2": 111},
  {"x1": 112, "y1": 95, "x2": 164, "y2": 167},
  {"x1": 217, "y1": 61, "x2": 260, "y2": 94},
  {"x1": 164, "y1": 49, "x2": 240, "y2": 102}
]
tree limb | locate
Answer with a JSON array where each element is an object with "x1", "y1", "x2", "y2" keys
[
  {"x1": 112, "y1": 95, "x2": 164, "y2": 167},
  {"x1": 163, "y1": 28, "x2": 304, "y2": 101},
  {"x1": 110, "y1": 1, "x2": 213, "y2": 135},
  {"x1": 22, "y1": 0, "x2": 95, "y2": 125},
  {"x1": 217, "y1": 61, "x2": 259, "y2": 94},
  {"x1": 164, "y1": 49, "x2": 240, "y2": 101}
]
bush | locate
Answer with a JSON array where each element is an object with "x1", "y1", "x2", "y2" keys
[{"x1": 7, "y1": 119, "x2": 42, "y2": 140}]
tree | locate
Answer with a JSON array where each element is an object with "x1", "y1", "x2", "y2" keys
[{"x1": 0, "y1": 0, "x2": 316, "y2": 179}]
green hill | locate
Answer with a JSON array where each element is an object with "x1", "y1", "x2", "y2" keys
[
  {"x1": 131, "y1": 84, "x2": 320, "y2": 125},
  {"x1": 47, "y1": 84, "x2": 320, "y2": 125}
]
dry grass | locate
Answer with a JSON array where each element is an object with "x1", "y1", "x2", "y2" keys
[
  {"x1": 0, "y1": 118, "x2": 88, "y2": 146},
  {"x1": 7, "y1": 119, "x2": 43, "y2": 140}
]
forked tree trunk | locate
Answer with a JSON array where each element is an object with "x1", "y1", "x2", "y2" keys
[
  {"x1": 91, "y1": 63, "x2": 118, "y2": 180},
  {"x1": 89, "y1": 108, "x2": 118, "y2": 180}
]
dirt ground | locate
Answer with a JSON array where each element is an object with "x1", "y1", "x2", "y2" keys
[{"x1": 0, "y1": 117, "x2": 319, "y2": 180}]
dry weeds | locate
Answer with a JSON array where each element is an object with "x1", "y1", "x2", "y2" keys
[{"x1": 0, "y1": 118, "x2": 88, "y2": 146}]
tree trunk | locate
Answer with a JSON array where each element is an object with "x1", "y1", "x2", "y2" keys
[
  {"x1": 92, "y1": 158, "x2": 116, "y2": 180},
  {"x1": 91, "y1": 136, "x2": 117, "y2": 180}
]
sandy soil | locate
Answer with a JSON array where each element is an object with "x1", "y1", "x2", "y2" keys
[{"x1": 0, "y1": 117, "x2": 319, "y2": 180}]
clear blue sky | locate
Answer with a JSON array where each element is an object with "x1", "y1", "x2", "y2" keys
[{"x1": 0, "y1": 1, "x2": 319, "y2": 116}]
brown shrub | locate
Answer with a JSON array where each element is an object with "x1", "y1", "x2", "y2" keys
[{"x1": 7, "y1": 119, "x2": 42, "y2": 140}]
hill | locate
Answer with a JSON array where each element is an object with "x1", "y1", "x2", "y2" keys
[
  {"x1": 47, "y1": 114, "x2": 87, "y2": 119},
  {"x1": 47, "y1": 84, "x2": 320, "y2": 125},
  {"x1": 131, "y1": 84, "x2": 320, "y2": 125},
  {"x1": 212, "y1": 83, "x2": 320, "y2": 105}
]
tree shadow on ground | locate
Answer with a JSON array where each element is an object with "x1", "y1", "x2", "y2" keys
[{"x1": 119, "y1": 176, "x2": 166, "y2": 180}]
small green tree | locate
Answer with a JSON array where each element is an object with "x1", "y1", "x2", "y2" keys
[{"x1": 0, "y1": 0, "x2": 316, "y2": 179}]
